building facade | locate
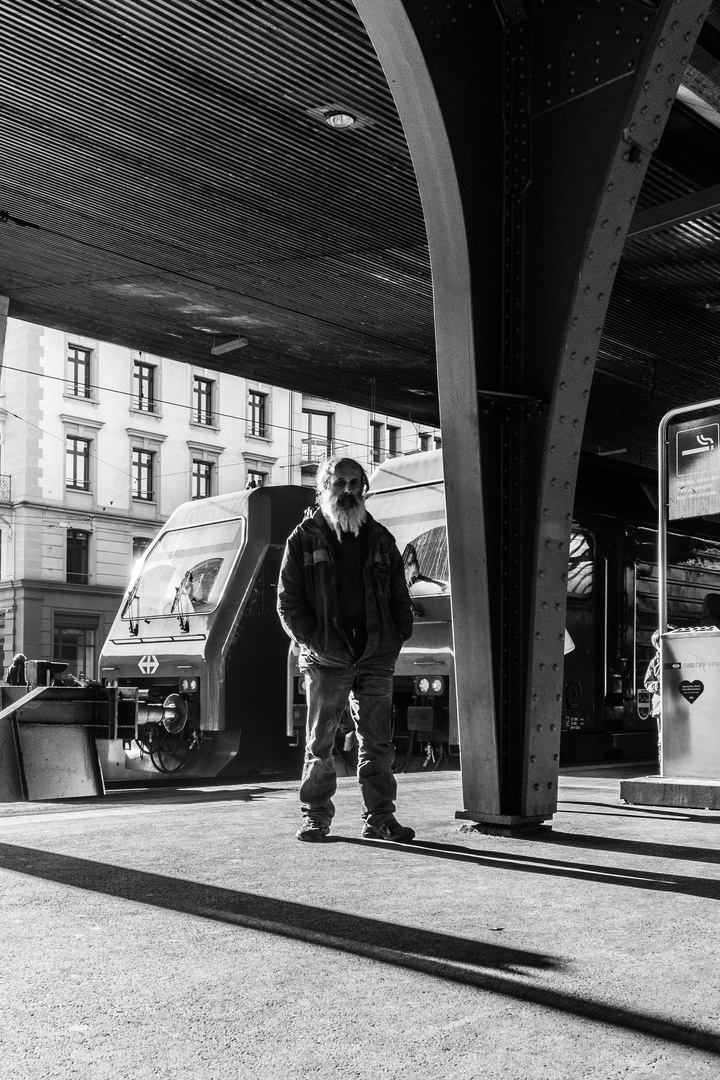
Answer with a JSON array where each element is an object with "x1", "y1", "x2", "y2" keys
[{"x1": 0, "y1": 320, "x2": 440, "y2": 677}]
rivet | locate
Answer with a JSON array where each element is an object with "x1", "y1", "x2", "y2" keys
[
  {"x1": 539, "y1": 663, "x2": 545, "y2": 671},
  {"x1": 550, "y1": 723, "x2": 556, "y2": 731},
  {"x1": 542, "y1": 601, "x2": 548, "y2": 610},
  {"x1": 536, "y1": 724, "x2": 542, "y2": 732},
  {"x1": 554, "y1": 754, "x2": 559, "y2": 762},
  {"x1": 556, "y1": 693, "x2": 562, "y2": 701},
  {"x1": 547, "y1": 782, "x2": 553, "y2": 790},
  {"x1": 535, "y1": 631, "x2": 542, "y2": 640},
  {"x1": 530, "y1": 754, "x2": 536, "y2": 763},
  {"x1": 532, "y1": 693, "x2": 539, "y2": 702},
  {"x1": 534, "y1": 783, "x2": 540, "y2": 791}
]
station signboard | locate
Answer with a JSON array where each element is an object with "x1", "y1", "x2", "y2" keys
[{"x1": 668, "y1": 414, "x2": 720, "y2": 520}]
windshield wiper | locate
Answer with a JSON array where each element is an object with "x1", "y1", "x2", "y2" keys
[
  {"x1": 121, "y1": 579, "x2": 141, "y2": 636},
  {"x1": 169, "y1": 570, "x2": 193, "y2": 633}
]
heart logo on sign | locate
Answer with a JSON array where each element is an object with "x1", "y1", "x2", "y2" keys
[{"x1": 679, "y1": 680, "x2": 704, "y2": 704}]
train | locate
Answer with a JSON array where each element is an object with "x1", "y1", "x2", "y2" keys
[
  {"x1": 7, "y1": 451, "x2": 720, "y2": 788},
  {"x1": 95, "y1": 484, "x2": 315, "y2": 782},
  {"x1": 286, "y1": 450, "x2": 720, "y2": 768}
]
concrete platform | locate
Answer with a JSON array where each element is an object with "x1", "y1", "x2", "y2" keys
[{"x1": 2, "y1": 764, "x2": 720, "y2": 1079}]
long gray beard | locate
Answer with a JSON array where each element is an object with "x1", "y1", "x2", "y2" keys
[{"x1": 320, "y1": 490, "x2": 367, "y2": 540}]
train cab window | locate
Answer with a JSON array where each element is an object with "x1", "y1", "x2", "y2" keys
[
  {"x1": 122, "y1": 516, "x2": 246, "y2": 622},
  {"x1": 567, "y1": 530, "x2": 594, "y2": 598}
]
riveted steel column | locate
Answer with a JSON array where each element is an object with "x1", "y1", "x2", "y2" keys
[
  {"x1": 356, "y1": 0, "x2": 708, "y2": 826},
  {"x1": 519, "y1": 0, "x2": 708, "y2": 820}
]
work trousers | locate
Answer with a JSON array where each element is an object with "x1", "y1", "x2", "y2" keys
[{"x1": 300, "y1": 665, "x2": 396, "y2": 827}]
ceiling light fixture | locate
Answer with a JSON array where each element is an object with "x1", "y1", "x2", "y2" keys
[
  {"x1": 210, "y1": 336, "x2": 248, "y2": 356},
  {"x1": 324, "y1": 111, "x2": 356, "y2": 129}
]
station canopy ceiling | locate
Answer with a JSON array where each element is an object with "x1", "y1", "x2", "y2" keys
[{"x1": 2, "y1": 0, "x2": 720, "y2": 464}]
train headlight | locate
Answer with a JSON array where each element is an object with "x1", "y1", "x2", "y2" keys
[
  {"x1": 296, "y1": 677, "x2": 307, "y2": 696},
  {"x1": 179, "y1": 676, "x2": 198, "y2": 693},
  {"x1": 414, "y1": 675, "x2": 445, "y2": 696}
]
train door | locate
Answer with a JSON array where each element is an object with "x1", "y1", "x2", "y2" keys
[{"x1": 563, "y1": 528, "x2": 599, "y2": 762}]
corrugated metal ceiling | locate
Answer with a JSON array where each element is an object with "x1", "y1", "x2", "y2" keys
[{"x1": 2, "y1": 1, "x2": 720, "y2": 457}]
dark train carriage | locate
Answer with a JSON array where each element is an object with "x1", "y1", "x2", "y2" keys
[{"x1": 565, "y1": 456, "x2": 720, "y2": 763}]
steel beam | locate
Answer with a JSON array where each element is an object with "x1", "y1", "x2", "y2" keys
[
  {"x1": 355, "y1": 0, "x2": 708, "y2": 827},
  {"x1": 628, "y1": 181, "x2": 720, "y2": 237}
]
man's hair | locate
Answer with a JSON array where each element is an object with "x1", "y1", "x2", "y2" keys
[{"x1": 315, "y1": 456, "x2": 369, "y2": 496}]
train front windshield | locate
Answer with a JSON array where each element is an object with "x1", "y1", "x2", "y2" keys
[{"x1": 122, "y1": 516, "x2": 246, "y2": 623}]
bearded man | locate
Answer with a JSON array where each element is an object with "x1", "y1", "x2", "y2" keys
[{"x1": 277, "y1": 456, "x2": 415, "y2": 843}]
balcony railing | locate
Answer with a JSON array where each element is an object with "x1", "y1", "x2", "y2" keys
[
  {"x1": 0, "y1": 474, "x2": 11, "y2": 502},
  {"x1": 301, "y1": 438, "x2": 347, "y2": 465}
]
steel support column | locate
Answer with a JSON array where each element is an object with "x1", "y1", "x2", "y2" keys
[{"x1": 355, "y1": 0, "x2": 708, "y2": 826}]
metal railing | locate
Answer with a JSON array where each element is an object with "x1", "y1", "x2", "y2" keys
[
  {"x1": 300, "y1": 438, "x2": 347, "y2": 465},
  {"x1": 0, "y1": 474, "x2": 11, "y2": 502}
]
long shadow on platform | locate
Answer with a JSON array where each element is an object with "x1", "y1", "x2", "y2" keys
[
  {"x1": 543, "y1": 829, "x2": 720, "y2": 866},
  {"x1": 1, "y1": 841, "x2": 719, "y2": 1055},
  {"x1": 337, "y1": 837, "x2": 720, "y2": 901}
]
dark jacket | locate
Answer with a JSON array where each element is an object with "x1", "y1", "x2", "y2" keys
[{"x1": 277, "y1": 507, "x2": 413, "y2": 670}]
